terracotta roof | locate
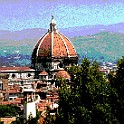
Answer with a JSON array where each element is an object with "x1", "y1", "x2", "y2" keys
[
  {"x1": 35, "y1": 88, "x2": 47, "y2": 93},
  {"x1": 0, "y1": 98, "x2": 22, "y2": 105},
  {"x1": 46, "y1": 95, "x2": 59, "y2": 99},
  {"x1": 13, "y1": 84, "x2": 20, "y2": 89},
  {"x1": 37, "y1": 81, "x2": 47, "y2": 85},
  {"x1": 38, "y1": 107, "x2": 46, "y2": 112},
  {"x1": 39, "y1": 70, "x2": 48, "y2": 75},
  {"x1": 55, "y1": 70, "x2": 71, "y2": 79},
  {"x1": 0, "y1": 101, "x2": 11, "y2": 105},
  {"x1": 32, "y1": 27, "x2": 77, "y2": 58},
  {"x1": 8, "y1": 89, "x2": 20, "y2": 94},
  {"x1": 38, "y1": 115, "x2": 46, "y2": 124},
  {"x1": 11, "y1": 100, "x2": 21, "y2": 104},
  {"x1": 47, "y1": 91, "x2": 58, "y2": 95},
  {"x1": 0, "y1": 66, "x2": 35, "y2": 72},
  {"x1": 14, "y1": 97, "x2": 24, "y2": 101}
]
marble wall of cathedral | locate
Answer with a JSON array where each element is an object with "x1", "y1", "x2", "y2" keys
[
  {"x1": 8, "y1": 72, "x2": 35, "y2": 80},
  {"x1": 7, "y1": 71, "x2": 36, "y2": 86},
  {"x1": 35, "y1": 61, "x2": 61, "y2": 71}
]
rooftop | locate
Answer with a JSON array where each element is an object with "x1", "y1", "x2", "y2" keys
[
  {"x1": 55, "y1": 70, "x2": 71, "y2": 79},
  {"x1": 0, "y1": 67, "x2": 35, "y2": 73}
]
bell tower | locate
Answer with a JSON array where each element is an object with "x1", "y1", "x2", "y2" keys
[{"x1": 23, "y1": 89, "x2": 36, "y2": 120}]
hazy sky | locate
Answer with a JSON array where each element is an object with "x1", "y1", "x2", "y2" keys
[{"x1": 0, "y1": 0, "x2": 124, "y2": 31}]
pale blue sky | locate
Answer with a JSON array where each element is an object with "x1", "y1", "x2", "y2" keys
[{"x1": 0, "y1": 0, "x2": 124, "y2": 31}]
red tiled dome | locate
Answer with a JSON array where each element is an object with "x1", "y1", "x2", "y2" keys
[
  {"x1": 32, "y1": 17, "x2": 77, "y2": 58},
  {"x1": 55, "y1": 70, "x2": 71, "y2": 79},
  {"x1": 39, "y1": 70, "x2": 48, "y2": 75}
]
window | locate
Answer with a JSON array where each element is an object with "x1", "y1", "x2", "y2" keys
[
  {"x1": 27, "y1": 73, "x2": 31, "y2": 77},
  {"x1": 0, "y1": 83, "x2": 3, "y2": 90},
  {"x1": 9, "y1": 98, "x2": 13, "y2": 100},
  {"x1": 12, "y1": 74, "x2": 16, "y2": 78}
]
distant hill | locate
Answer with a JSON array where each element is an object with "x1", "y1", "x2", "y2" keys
[
  {"x1": 0, "y1": 26, "x2": 124, "y2": 66},
  {"x1": 0, "y1": 22, "x2": 124, "y2": 40},
  {"x1": 71, "y1": 32, "x2": 124, "y2": 63}
]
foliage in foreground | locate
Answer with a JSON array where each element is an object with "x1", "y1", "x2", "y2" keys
[
  {"x1": 0, "y1": 105, "x2": 22, "y2": 117},
  {"x1": 11, "y1": 109, "x2": 41, "y2": 124},
  {"x1": 45, "y1": 57, "x2": 124, "y2": 124}
]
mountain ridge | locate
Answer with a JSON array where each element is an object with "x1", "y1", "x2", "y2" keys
[
  {"x1": 0, "y1": 26, "x2": 124, "y2": 66},
  {"x1": 1, "y1": 22, "x2": 124, "y2": 41},
  {"x1": 71, "y1": 31, "x2": 124, "y2": 63}
]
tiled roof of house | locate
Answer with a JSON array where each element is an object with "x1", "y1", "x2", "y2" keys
[
  {"x1": 8, "y1": 89, "x2": 20, "y2": 94},
  {"x1": 38, "y1": 115, "x2": 46, "y2": 124},
  {"x1": 0, "y1": 66, "x2": 35, "y2": 72},
  {"x1": 0, "y1": 98, "x2": 23, "y2": 105},
  {"x1": 37, "y1": 81, "x2": 47, "y2": 85},
  {"x1": 0, "y1": 101, "x2": 11, "y2": 105}
]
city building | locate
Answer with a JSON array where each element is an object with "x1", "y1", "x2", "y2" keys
[{"x1": 0, "y1": 16, "x2": 78, "y2": 123}]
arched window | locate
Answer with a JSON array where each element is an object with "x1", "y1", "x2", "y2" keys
[
  {"x1": 27, "y1": 73, "x2": 31, "y2": 77},
  {"x1": 12, "y1": 74, "x2": 16, "y2": 78}
]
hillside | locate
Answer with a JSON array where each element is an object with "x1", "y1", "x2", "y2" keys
[
  {"x1": 0, "y1": 31, "x2": 124, "y2": 66},
  {"x1": 72, "y1": 32, "x2": 124, "y2": 63}
]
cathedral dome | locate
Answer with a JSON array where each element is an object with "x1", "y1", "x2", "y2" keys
[
  {"x1": 55, "y1": 70, "x2": 71, "y2": 79},
  {"x1": 32, "y1": 16, "x2": 77, "y2": 58},
  {"x1": 31, "y1": 16, "x2": 78, "y2": 73}
]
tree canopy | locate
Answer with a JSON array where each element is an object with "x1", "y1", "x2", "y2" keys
[
  {"x1": 45, "y1": 57, "x2": 124, "y2": 124},
  {"x1": 0, "y1": 105, "x2": 22, "y2": 117}
]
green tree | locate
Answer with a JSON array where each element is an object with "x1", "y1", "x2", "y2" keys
[
  {"x1": 11, "y1": 110, "x2": 40, "y2": 124},
  {"x1": 46, "y1": 58, "x2": 117, "y2": 124},
  {"x1": 44, "y1": 106, "x2": 56, "y2": 124},
  {"x1": 0, "y1": 105, "x2": 22, "y2": 117},
  {"x1": 108, "y1": 56, "x2": 124, "y2": 123},
  {"x1": 11, "y1": 116, "x2": 25, "y2": 124}
]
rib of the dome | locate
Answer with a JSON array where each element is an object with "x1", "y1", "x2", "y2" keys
[
  {"x1": 35, "y1": 33, "x2": 47, "y2": 48},
  {"x1": 57, "y1": 32, "x2": 70, "y2": 56},
  {"x1": 52, "y1": 33, "x2": 67, "y2": 57},
  {"x1": 51, "y1": 31, "x2": 54, "y2": 57},
  {"x1": 32, "y1": 33, "x2": 48, "y2": 58},
  {"x1": 36, "y1": 33, "x2": 51, "y2": 57},
  {"x1": 60, "y1": 33, "x2": 77, "y2": 57}
]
